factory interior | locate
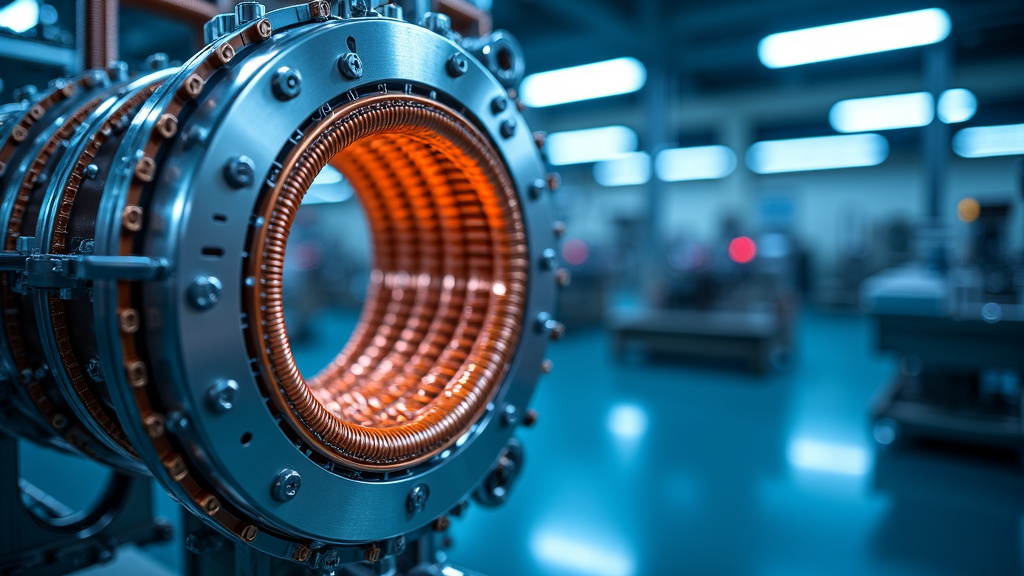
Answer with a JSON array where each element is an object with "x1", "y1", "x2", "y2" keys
[{"x1": 1, "y1": 0, "x2": 1024, "y2": 575}]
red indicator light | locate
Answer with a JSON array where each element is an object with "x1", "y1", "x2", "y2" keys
[
  {"x1": 728, "y1": 236, "x2": 756, "y2": 264},
  {"x1": 562, "y1": 238, "x2": 589, "y2": 266}
]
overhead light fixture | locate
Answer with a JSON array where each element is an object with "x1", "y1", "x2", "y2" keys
[
  {"x1": 546, "y1": 125, "x2": 638, "y2": 166},
  {"x1": 937, "y1": 88, "x2": 978, "y2": 124},
  {"x1": 831, "y1": 89, "x2": 978, "y2": 132},
  {"x1": 0, "y1": 0, "x2": 40, "y2": 34},
  {"x1": 952, "y1": 123, "x2": 1024, "y2": 158},
  {"x1": 747, "y1": 134, "x2": 889, "y2": 174},
  {"x1": 830, "y1": 92, "x2": 934, "y2": 133},
  {"x1": 520, "y1": 57, "x2": 647, "y2": 108},
  {"x1": 758, "y1": 8, "x2": 952, "y2": 69},
  {"x1": 655, "y1": 145, "x2": 737, "y2": 181},
  {"x1": 593, "y1": 152, "x2": 651, "y2": 187}
]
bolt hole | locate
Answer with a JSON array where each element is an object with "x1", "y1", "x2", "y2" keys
[
  {"x1": 497, "y1": 47, "x2": 514, "y2": 73},
  {"x1": 212, "y1": 213, "x2": 227, "y2": 223},
  {"x1": 240, "y1": 432, "x2": 252, "y2": 446},
  {"x1": 347, "y1": 36, "x2": 357, "y2": 52}
]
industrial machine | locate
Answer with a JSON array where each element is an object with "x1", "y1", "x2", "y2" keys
[
  {"x1": 0, "y1": 1, "x2": 562, "y2": 574},
  {"x1": 866, "y1": 195, "x2": 1024, "y2": 456}
]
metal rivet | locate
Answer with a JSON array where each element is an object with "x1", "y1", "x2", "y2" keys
[
  {"x1": 523, "y1": 409, "x2": 538, "y2": 427},
  {"x1": 490, "y1": 96, "x2": 507, "y2": 114},
  {"x1": 338, "y1": 52, "x2": 363, "y2": 79},
  {"x1": 207, "y1": 378, "x2": 239, "y2": 412},
  {"x1": 83, "y1": 163, "x2": 99, "y2": 180},
  {"x1": 271, "y1": 469, "x2": 302, "y2": 502},
  {"x1": 546, "y1": 172, "x2": 561, "y2": 192},
  {"x1": 541, "y1": 248, "x2": 557, "y2": 269},
  {"x1": 119, "y1": 308, "x2": 140, "y2": 333},
  {"x1": 126, "y1": 360, "x2": 148, "y2": 387},
  {"x1": 535, "y1": 312, "x2": 565, "y2": 341},
  {"x1": 553, "y1": 221, "x2": 566, "y2": 238},
  {"x1": 223, "y1": 155, "x2": 256, "y2": 188},
  {"x1": 432, "y1": 515, "x2": 451, "y2": 532},
  {"x1": 187, "y1": 276, "x2": 223, "y2": 310},
  {"x1": 241, "y1": 525, "x2": 258, "y2": 542},
  {"x1": 500, "y1": 118, "x2": 516, "y2": 138},
  {"x1": 293, "y1": 544, "x2": 312, "y2": 563},
  {"x1": 541, "y1": 359, "x2": 553, "y2": 374},
  {"x1": 271, "y1": 66, "x2": 302, "y2": 100},
  {"x1": 134, "y1": 157, "x2": 155, "y2": 182},
  {"x1": 156, "y1": 114, "x2": 178, "y2": 139},
  {"x1": 556, "y1": 268, "x2": 571, "y2": 287},
  {"x1": 447, "y1": 53, "x2": 468, "y2": 77},
  {"x1": 407, "y1": 483, "x2": 429, "y2": 513},
  {"x1": 533, "y1": 130, "x2": 546, "y2": 149},
  {"x1": 364, "y1": 545, "x2": 381, "y2": 563},
  {"x1": 201, "y1": 494, "x2": 220, "y2": 515}
]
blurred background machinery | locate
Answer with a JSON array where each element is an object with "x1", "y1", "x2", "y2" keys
[{"x1": 2, "y1": 0, "x2": 1024, "y2": 575}]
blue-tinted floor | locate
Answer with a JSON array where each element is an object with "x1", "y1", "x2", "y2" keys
[
  {"x1": 441, "y1": 310, "x2": 1024, "y2": 576},
  {"x1": 19, "y1": 310, "x2": 1024, "y2": 575}
]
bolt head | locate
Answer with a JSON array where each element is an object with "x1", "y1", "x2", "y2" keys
[
  {"x1": 500, "y1": 118, "x2": 517, "y2": 139},
  {"x1": 83, "y1": 163, "x2": 99, "y2": 180},
  {"x1": 223, "y1": 155, "x2": 256, "y2": 188},
  {"x1": 407, "y1": 483, "x2": 430, "y2": 513},
  {"x1": 502, "y1": 404, "x2": 518, "y2": 427},
  {"x1": 529, "y1": 178, "x2": 546, "y2": 199},
  {"x1": 271, "y1": 469, "x2": 302, "y2": 502},
  {"x1": 447, "y1": 54, "x2": 468, "y2": 77},
  {"x1": 187, "y1": 276, "x2": 223, "y2": 310},
  {"x1": 271, "y1": 66, "x2": 302, "y2": 100},
  {"x1": 541, "y1": 248, "x2": 558, "y2": 269},
  {"x1": 207, "y1": 378, "x2": 239, "y2": 412},
  {"x1": 338, "y1": 52, "x2": 364, "y2": 79},
  {"x1": 490, "y1": 96, "x2": 508, "y2": 115}
]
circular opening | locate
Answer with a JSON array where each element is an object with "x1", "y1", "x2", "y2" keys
[
  {"x1": 18, "y1": 441, "x2": 114, "y2": 525},
  {"x1": 240, "y1": 432, "x2": 253, "y2": 446},
  {"x1": 497, "y1": 46, "x2": 514, "y2": 73},
  {"x1": 245, "y1": 95, "x2": 528, "y2": 471}
]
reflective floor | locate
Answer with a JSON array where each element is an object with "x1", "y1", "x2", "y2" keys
[{"x1": 20, "y1": 310, "x2": 1024, "y2": 575}]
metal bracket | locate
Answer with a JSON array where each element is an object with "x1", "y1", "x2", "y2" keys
[{"x1": 0, "y1": 246, "x2": 169, "y2": 290}]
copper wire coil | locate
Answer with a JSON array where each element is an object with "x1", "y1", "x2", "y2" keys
[{"x1": 244, "y1": 95, "x2": 527, "y2": 470}]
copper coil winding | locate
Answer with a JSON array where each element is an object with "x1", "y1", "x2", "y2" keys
[{"x1": 244, "y1": 95, "x2": 527, "y2": 470}]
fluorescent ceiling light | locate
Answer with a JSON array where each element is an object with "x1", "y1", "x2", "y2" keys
[
  {"x1": 521, "y1": 57, "x2": 647, "y2": 107},
  {"x1": 937, "y1": 88, "x2": 977, "y2": 124},
  {"x1": 830, "y1": 92, "x2": 934, "y2": 132},
  {"x1": 747, "y1": 134, "x2": 889, "y2": 174},
  {"x1": 788, "y1": 439, "x2": 871, "y2": 476},
  {"x1": 831, "y1": 89, "x2": 978, "y2": 132},
  {"x1": 952, "y1": 123, "x2": 1024, "y2": 158},
  {"x1": 546, "y1": 125, "x2": 638, "y2": 166},
  {"x1": 593, "y1": 152, "x2": 650, "y2": 187},
  {"x1": 758, "y1": 8, "x2": 951, "y2": 68},
  {"x1": 0, "y1": 0, "x2": 40, "y2": 33},
  {"x1": 656, "y1": 145, "x2": 736, "y2": 181}
]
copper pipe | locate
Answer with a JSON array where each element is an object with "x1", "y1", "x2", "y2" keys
[{"x1": 79, "y1": 0, "x2": 119, "y2": 69}]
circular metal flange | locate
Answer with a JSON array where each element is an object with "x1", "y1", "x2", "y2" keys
[{"x1": 91, "y1": 10, "x2": 554, "y2": 561}]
